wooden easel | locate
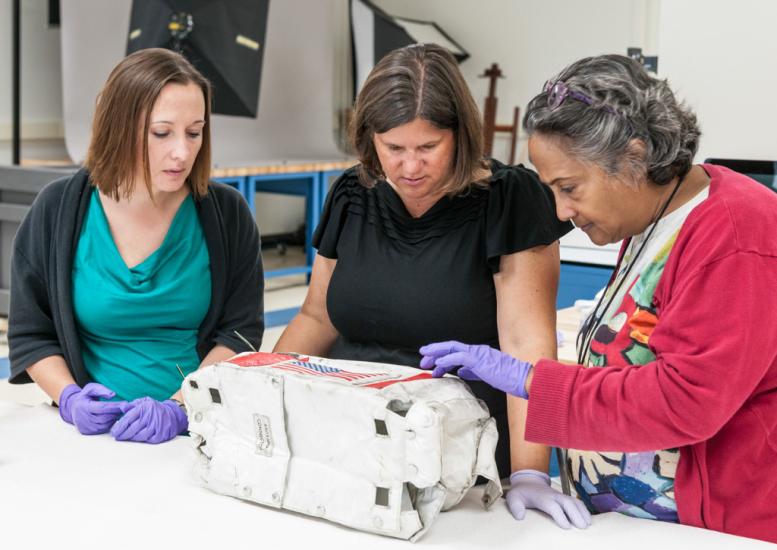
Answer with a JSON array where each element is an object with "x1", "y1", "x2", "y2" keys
[{"x1": 480, "y1": 63, "x2": 520, "y2": 164}]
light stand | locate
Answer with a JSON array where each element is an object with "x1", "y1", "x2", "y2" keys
[{"x1": 12, "y1": 0, "x2": 21, "y2": 165}]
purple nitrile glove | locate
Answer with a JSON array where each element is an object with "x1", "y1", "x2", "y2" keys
[
  {"x1": 110, "y1": 397, "x2": 188, "y2": 444},
  {"x1": 419, "y1": 341, "x2": 532, "y2": 399},
  {"x1": 58, "y1": 383, "x2": 126, "y2": 435},
  {"x1": 507, "y1": 470, "x2": 592, "y2": 529}
]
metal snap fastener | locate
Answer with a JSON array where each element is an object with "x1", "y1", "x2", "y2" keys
[
  {"x1": 194, "y1": 412, "x2": 203, "y2": 422},
  {"x1": 271, "y1": 492, "x2": 281, "y2": 502}
]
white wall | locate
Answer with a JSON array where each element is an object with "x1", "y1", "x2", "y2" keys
[
  {"x1": 4, "y1": 1, "x2": 777, "y2": 242},
  {"x1": 0, "y1": 0, "x2": 63, "y2": 145},
  {"x1": 373, "y1": 0, "x2": 659, "y2": 164},
  {"x1": 60, "y1": 0, "x2": 349, "y2": 166},
  {"x1": 6, "y1": 0, "x2": 776, "y2": 166},
  {"x1": 658, "y1": 0, "x2": 777, "y2": 162}
]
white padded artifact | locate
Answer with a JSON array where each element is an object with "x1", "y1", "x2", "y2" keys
[{"x1": 182, "y1": 352, "x2": 502, "y2": 540}]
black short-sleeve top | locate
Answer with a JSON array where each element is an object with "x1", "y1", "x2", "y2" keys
[{"x1": 313, "y1": 160, "x2": 571, "y2": 372}]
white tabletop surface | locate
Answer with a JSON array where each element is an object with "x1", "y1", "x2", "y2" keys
[{"x1": 0, "y1": 402, "x2": 771, "y2": 549}]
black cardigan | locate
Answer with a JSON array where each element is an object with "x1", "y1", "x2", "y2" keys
[{"x1": 8, "y1": 168, "x2": 264, "y2": 385}]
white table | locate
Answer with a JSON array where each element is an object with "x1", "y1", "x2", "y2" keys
[{"x1": 0, "y1": 403, "x2": 770, "y2": 549}]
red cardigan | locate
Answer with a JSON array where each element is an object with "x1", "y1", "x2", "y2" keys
[{"x1": 527, "y1": 165, "x2": 777, "y2": 543}]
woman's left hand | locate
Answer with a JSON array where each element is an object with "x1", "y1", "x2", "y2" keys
[{"x1": 419, "y1": 341, "x2": 532, "y2": 399}]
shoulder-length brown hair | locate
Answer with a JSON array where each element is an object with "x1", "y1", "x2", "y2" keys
[
  {"x1": 84, "y1": 48, "x2": 212, "y2": 200},
  {"x1": 349, "y1": 43, "x2": 489, "y2": 196}
]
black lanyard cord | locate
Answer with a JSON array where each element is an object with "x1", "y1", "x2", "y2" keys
[{"x1": 575, "y1": 174, "x2": 686, "y2": 366}]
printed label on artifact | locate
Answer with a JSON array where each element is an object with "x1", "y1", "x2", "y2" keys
[{"x1": 253, "y1": 414, "x2": 273, "y2": 456}]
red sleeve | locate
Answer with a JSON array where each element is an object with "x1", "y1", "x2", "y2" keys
[{"x1": 525, "y1": 250, "x2": 777, "y2": 451}]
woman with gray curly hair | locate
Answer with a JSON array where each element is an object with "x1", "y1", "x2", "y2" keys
[{"x1": 420, "y1": 54, "x2": 777, "y2": 543}]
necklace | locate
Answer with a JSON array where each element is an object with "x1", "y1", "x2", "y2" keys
[{"x1": 575, "y1": 173, "x2": 686, "y2": 365}]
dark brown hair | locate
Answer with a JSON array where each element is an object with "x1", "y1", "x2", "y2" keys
[
  {"x1": 349, "y1": 43, "x2": 489, "y2": 195},
  {"x1": 84, "y1": 48, "x2": 212, "y2": 200}
]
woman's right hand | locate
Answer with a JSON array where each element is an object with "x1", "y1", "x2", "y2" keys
[
  {"x1": 419, "y1": 341, "x2": 533, "y2": 399},
  {"x1": 110, "y1": 397, "x2": 188, "y2": 444},
  {"x1": 58, "y1": 383, "x2": 126, "y2": 435}
]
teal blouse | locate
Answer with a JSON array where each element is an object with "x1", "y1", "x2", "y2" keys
[{"x1": 72, "y1": 192, "x2": 211, "y2": 401}]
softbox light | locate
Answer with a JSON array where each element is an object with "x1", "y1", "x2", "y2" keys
[
  {"x1": 127, "y1": 0, "x2": 270, "y2": 118},
  {"x1": 350, "y1": 0, "x2": 469, "y2": 94}
]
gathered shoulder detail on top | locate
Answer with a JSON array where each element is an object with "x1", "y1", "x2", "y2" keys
[
  {"x1": 312, "y1": 167, "x2": 365, "y2": 258},
  {"x1": 312, "y1": 161, "x2": 571, "y2": 264},
  {"x1": 484, "y1": 161, "x2": 572, "y2": 272}
]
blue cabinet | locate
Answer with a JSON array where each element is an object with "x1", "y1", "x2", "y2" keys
[{"x1": 557, "y1": 262, "x2": 613, "y2": 309}]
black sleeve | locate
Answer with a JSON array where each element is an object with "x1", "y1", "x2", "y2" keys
[
  {"x1": 212, "y1": 191, "x2": 264, "y2": 354},
  {"x1": 485, "y1": 164, "x2": 573, "y2": 273},
  {"x1": 8, "y1": 190, "x2": 63, "y2": 383},
  {"x1": 312, "y1": 168, "x2": 360, "y2": 259}
]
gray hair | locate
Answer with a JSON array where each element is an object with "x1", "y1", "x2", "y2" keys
[{"x1": 523, "y1": 54, "x2": 701, "y2": 185}]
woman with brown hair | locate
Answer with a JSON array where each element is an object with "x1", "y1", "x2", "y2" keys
[
  {"x1": 8, "y1": 48, "x2": 263, "y2": 444},
  {"x1": 274, "y1": 44, "x2": 589, "y2": 529}
]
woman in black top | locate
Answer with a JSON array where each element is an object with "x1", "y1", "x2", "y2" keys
[{"x1": 274, "y1": 44, "x2": 584, "y2": 528}]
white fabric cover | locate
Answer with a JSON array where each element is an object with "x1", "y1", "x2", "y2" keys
[{"x1": 182, "y1": 352, "x2": 502, "y2": 541}]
